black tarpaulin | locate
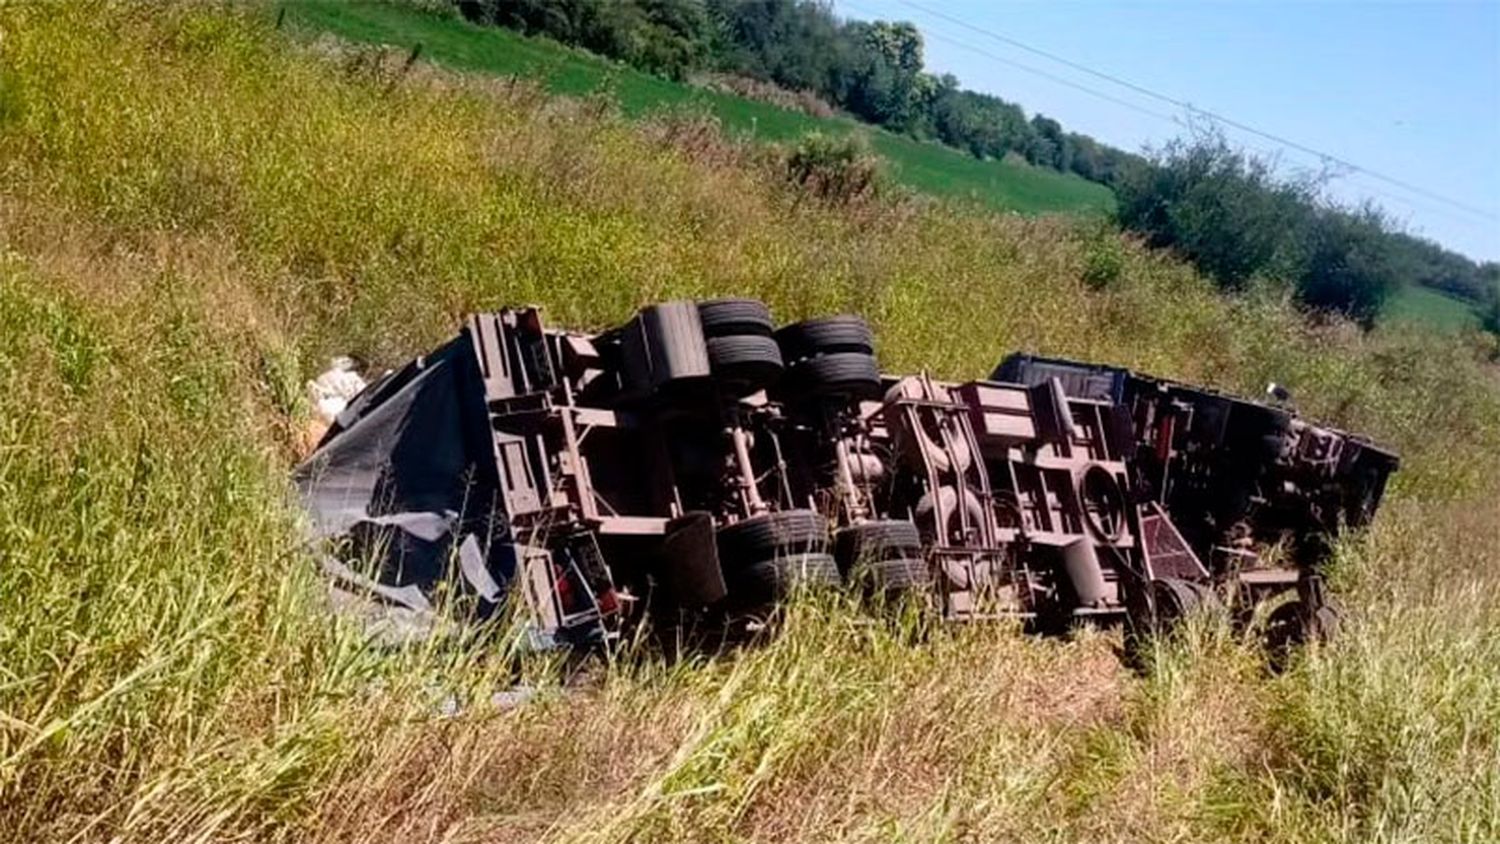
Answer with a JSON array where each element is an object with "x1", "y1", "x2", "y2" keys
[{"x1": 294, "y1": 335, "x2": 516, "y2": 642}]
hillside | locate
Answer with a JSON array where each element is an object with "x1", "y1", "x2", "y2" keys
[
  {"x1": 286, "y1": 2, "x2": 1499, "y2": 334},
  {"x1": 282, "y1": 0, "x2": 1116, "y2": 217},
  {"x1": 1386, "y1": 282, "x2": 1484, "y2": 332},
  {"x1": 1, "y1": 4, "x2": 1498, "y2": 842}
]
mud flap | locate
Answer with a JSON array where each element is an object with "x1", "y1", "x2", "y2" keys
[{"x1": 663, "y1": 511, "x2": 727, "y2": 607}]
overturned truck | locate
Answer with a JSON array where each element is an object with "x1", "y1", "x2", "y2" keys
[{"x1": 296, "y1": 300, "x2": 1398, "y2": 649}]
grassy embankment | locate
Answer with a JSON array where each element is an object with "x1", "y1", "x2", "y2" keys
[
  {"x1": 1384, "y1": 282, "x2": 1483, "y2": 332},
  {"x1": 1, "y1": 5, "x2": 1497, "y2": 842},
  {"x1": 280, "y1": 0, "x2": 1116, "y2": 218},
  {"x1": 287, "y1": 0, "x2": 1496, "y2": 336}
]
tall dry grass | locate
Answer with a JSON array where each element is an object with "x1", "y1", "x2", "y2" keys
[{"x1": 0, "y1": 3, "x2": 1496, "y2": 842}]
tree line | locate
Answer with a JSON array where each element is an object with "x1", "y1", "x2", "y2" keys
[
  {"x1": 1117, "y1": 135, "x2": 1499, "y2": 326},
  {"x1": 456, "y1": 0, "x2": 1142, "y2": 179},
  {"x1": 452, "y1": 0, "x2": 1497, "y2": 326}
]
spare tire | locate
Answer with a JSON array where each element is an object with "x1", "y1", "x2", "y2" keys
[
  {"x1": 1079, "y1": 464, "x2": 1127, "y2": 543},
  {"x1": 717, "y1": 509, "x2": 828, "y2": 569},
  {"x1": 698, "y1": 298, "x2": 775, "y2": 338},
  {"x1": 885, "y1": 378, "x2": 974, "y2": 474},
  {"x1": 915, "y1": 485, "x2": 986, "y2": 547},
  {"x1": 775, "y1": 315, "x2": 875, "y2": 362},
  {"x1": 1151, "y1": 577, "x2": 1221, "y2": 630},
  {"x1": 775, "y1": 352, "x2": 882, "y2": 401},
  {"x1": 706, "y1": 334, "x2": 783, "y2": 394}
]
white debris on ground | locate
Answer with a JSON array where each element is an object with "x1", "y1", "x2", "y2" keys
[
  {"x1": 307, "y1": 356, "x2": 368, "y2": 424},
  {"x1": 434, "y1": 686, "x2": 541, "y2": 719}
]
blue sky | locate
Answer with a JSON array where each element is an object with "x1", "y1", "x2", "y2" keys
[{"x1": 833, "y1": 0, "x2": 1500, "y2": 262}]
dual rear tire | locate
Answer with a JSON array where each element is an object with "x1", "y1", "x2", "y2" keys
[
  {"x1": 716, "y1": 509, "x2": 838, "y2": 610},
  {"x1": 625, "y1": 303, "x2": 882, "y2": 401},
  {"x1": 699, "y1": 298, "x2": 784, "y2": 396},
  {"x1": 834, "y1": 519, "x2": 929, "y2": 594},
  {"x1": 773, "y1": 316, "x2": 882, "y2": 402},
  {"x1": 715, "y1": 512, "x2": 930, "y2": 610}
]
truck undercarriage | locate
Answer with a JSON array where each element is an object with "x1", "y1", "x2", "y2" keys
[{"x1": 296, "y1": 300, "x2": 1398, "y2": 653}]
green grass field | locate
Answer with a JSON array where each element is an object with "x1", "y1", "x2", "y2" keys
[
  {"x1": 282, "y1": 0, "x2": 1116, "y2": 217},
  {"x1": 1385, "y1": 283, "x2": 1482, "y2": 332}
]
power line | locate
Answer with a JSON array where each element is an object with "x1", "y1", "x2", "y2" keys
[
  {"x1": 912, "y1": 24, "x2": 1187, "y2": 128},
  {"x1": 849, "y1": 0, "x2": 1496, "y2": 233},
  {"x1": 853, "y1": 1, "x2": 1498, "y2": 236},
  {"x1": 1238, "y1": 138, "x2": 1500, "y2": 234},
  {"x1": 916, "y1": 17, "x2": 1493, "y2": 233},
  {"x1": 896, "y1": 0, "x2": 1500, "y2": 222},
  {"x1": 844, "y1": 0, "x2": 1185, "y2": 128}
]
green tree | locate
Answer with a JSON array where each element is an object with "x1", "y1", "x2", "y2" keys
[
  {"x1": 1026, "y1": 114, "x2": 1067, "y2": 170},
  {"x1": 467, "y1": 0, "x2": 707, "y2": 79},
  {"x1": 707, "y1": 0, "x2": 850, "y2": 95},
  {"x1": 1479, "y1": 264, "x2": 1500, "y2": 336},
  {"x1": 461, "y1": 0, "x2": 1168, "y2": 192},
  {"x1": 842, "y1": 20, "x2": 930, "y2": 130},
  {"x1": 1293, "y1": 205, "x2": 1400, "y2": 325},
  {"x1": 1116, "y1": 134, "x2": 1308, "y2": 289}
]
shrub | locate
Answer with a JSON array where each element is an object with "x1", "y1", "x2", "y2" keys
[
  {"x1": 783, "y1": 131, "x2": 882, "y2": 203},
  {"x1": 1294, "y1": 205, "x2": 1400, "y2": 326},
  {"x1": 1077, "y1": 219, "x2": 1126, "y2": 290},
  {"x1": 1115, "y1": 133, "x2": 1308, "y2": 290}
]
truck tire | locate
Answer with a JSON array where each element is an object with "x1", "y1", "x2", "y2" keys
[
  {"x1": 833, "y1": 519, "x2": 921, "y2": 571},
  {"x1": 776, "y1": 352, "x2": 881, "y2": 400},
  {"x1": 775, "y1": 315, "x2": 875, "y2": 361},
  {"x1": 1151, "y1": 577, "x2": 1219, "y2": 629},
  {"x1": 724, "y1": 552, "x2": 842, "y2": 608},
  {"x1": 1159, "y1": 578, "x2": 1193, "y2": 612},
  {"x1": 1262, "y1": 597, "x2": 1319, "y2": 669},
  {"x1": 717, "y1": 509, "x2": 828, "y2": 569},
  {"x1": 697, "y1": 298, "x2": 775, "y2": 338},
  {"x1": 706, "y1": 334, "x2": 783, "y2": 394},
  {"x1": 850, "y1": 557, "x2": 930, "y2": 593},
  {"x1": 1266, "y1": 597, "x2": 1340, "y2": 651}
]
